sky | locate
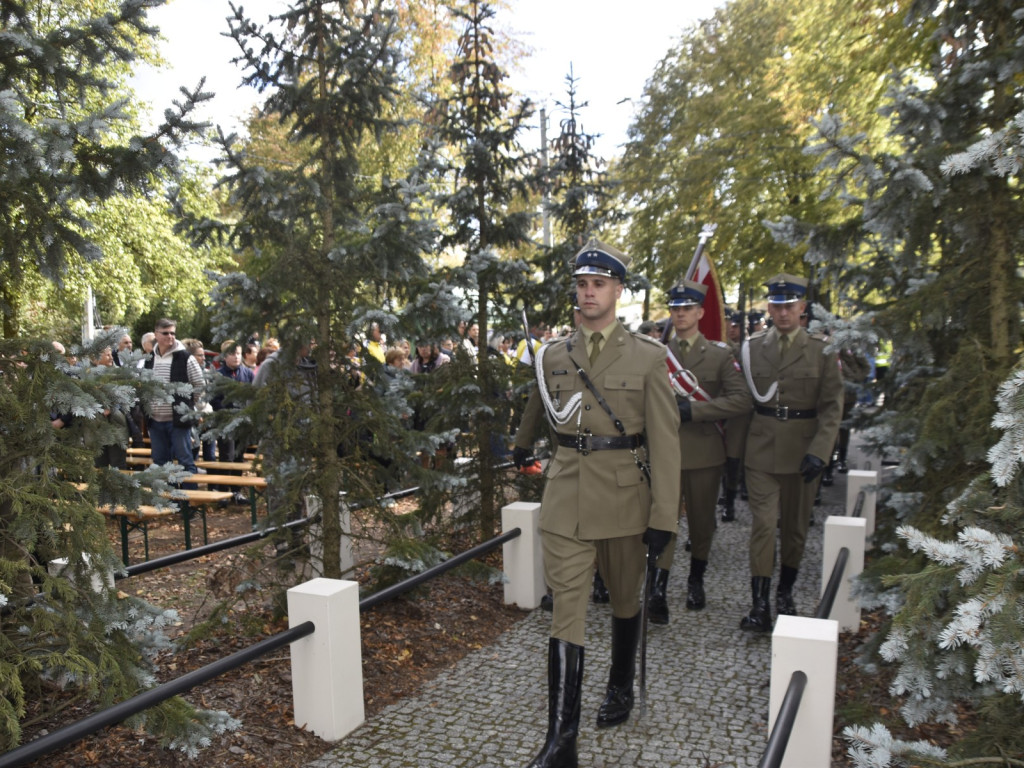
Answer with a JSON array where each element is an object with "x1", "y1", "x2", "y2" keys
[{"x1": 131, "y1": 0, "x2": 722, "y2": 163}]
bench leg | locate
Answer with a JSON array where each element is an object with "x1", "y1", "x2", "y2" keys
[
  {"x1": 119, "y1": 516, "x2": 130, "y2": 566},
  {"x1": 250, "y1": 489, "x2": 258, "y2": 528},
  {"x1": 179, "y1": 502, "x2": 192, "y2": 550}
]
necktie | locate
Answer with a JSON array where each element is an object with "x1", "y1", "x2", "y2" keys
[
  {"x1": 589, "y1": 332, "x2": 603, "y2": 366},
  {"x1": 780, "y1": 334, "x2": 790, "y2": 360}
]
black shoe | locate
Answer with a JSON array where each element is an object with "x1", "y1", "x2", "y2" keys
[
  {"x1": 526, "y1": 638, "x2": 584, "y2": 768},
  {"x1": 684, "y1": 537, "x2": 692, "y2": 552},
  {"x1": 720, "y1": 492, "x2": 736, "y2": 522},
  {"x1": 685, "y1": 558, "x2": 707, "y2": 611},
  {"x1": 591, "y1": 571, "x2": 610, "y2": 604},
  {"x1": 739, "y1": 577, "x2": 772, "y2": 632},
  {"x1": 836, "y1": 460, "x2": 849, "y2": 474},
  {"x1": 540, "y1": 593, "x2": 553, "y2": 612},
  {"x1": 596, "y1": 614, "x2": 640, "y2": 728},
  {"x1": 233, "y1": 492, "x2": 249, "y2": 505},
  {"x1": 821, "y1": 468, "x2": 834, "y2": 487},
  {"x1": 648, "y1": 569, "x2": 670, "y2": 625}
]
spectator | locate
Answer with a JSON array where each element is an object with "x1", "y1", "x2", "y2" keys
[
  {"x1": 142, "y1": 319, "x2": 205, "y2": 475},
  {"x1": 411, "y1": 341, "x2": 449, "y2": 374},
  {"x1": 241, "y1": 342, "x2": 258, "y2": 370},
  {"x1": 211, "y1": 340, "x2": 254, "y2": 503},
  {"x1": 115, "y1": 333, "x2": 133, "y2": 366},
  {"x1": 461, "y1": 322, "x2": 479, "y2": 361},
  {"x1": 140, "y1": 332, "x2": 156, "y2": 355},
  {"x1": 182, "y1": 338, "x2": 216, "y2": 462},
  {"x1": 89, "y1": 346, "x2": 134, "y2": 469},
  {"x1": 364, "y1": 322, "x2": 386, "y2": 363}
]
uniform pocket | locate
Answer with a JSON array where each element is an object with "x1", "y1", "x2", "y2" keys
[{"x1": 603, "y1": 373, "x2": 644, "y2": 413}]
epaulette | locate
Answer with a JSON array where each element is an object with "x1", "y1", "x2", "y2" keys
[
  {"x1": 749, "y1": 329, "x2": 769, "y2": 340},
  {"x1": 711, "y1": 340, "x2": 729, "y2": 349},
  {"x1": 631, "y1": 332, "x2": 665, "y2": 348},
  {"x1": 808, "y1": 332, "x2": 829, "y2": 343}
]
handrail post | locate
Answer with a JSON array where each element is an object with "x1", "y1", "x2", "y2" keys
[
  {"x1": 821, "y1": 516, "x2": 866, "y2": 631},
  {"x1": 769, "y1": 616, "x2": 838, "y2": 767},
  {"x1": 303, "y1": 494, "x2": 355, "y2": 579},
  {"x1": 844, "y1": 469, "x2": 878, "y2": 538},
  {"x1": 287, "y1": 579, "x2": 364, "y2": 741},
  {"x1": 501, "y1": 501, "x2": 545, "y2": 609}
]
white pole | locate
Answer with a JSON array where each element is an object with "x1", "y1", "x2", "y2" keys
[
  {"x1": 770, "y1": 616, "x2": 838, "y2": 768},
  {"x1": 845, "y1": 469, "x2": 878, "y2": 538},
  {"x1": 501, "y1": 501, "x2": 545, "y2": 609},
  {"x1": 287, "y1": 578, "x2": 364, "y2": 741},
  {"x1": 822, "y1": 516, "x2": 866, "y2": 632}
]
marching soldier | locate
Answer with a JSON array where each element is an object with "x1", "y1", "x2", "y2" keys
[
  {"x1": 739, "y1": 274, "x2": 844, "y2": 631},
  {"x1": 721, "y1": 308, "x2": 750, "y2": 521},
  {"x1": 649, "y1": 280, "x2": 750, "y2": 623},
  {"x1": 513, "y1": 239, "x2": 680, "y2": 768}
]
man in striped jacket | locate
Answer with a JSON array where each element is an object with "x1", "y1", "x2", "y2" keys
[{"x1": 143, "y1": 317, "x2": 206, "y2": 474}]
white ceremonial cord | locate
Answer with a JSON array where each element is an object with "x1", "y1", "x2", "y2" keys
[
  {"x1": 741, "y1": 339, "x2": 778, "y2": 404},
  {"x1": 534, "y1": 342, "x2": 583, "y2": 425}
]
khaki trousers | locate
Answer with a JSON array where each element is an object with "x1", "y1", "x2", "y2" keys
[
  {"x1": 542, "y1": 530, "x2": 646, "y2": 647},
  {"x1": 656, "y1": 464, "x2": 723, "y2": 569},
  {"x1": 745, "y1": 467, "x2": 817, "y2": 577}
]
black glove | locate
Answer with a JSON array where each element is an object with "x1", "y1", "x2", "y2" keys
[
  {"x1": 799, "y1": 454, "x2": 825, "y2": 483},
  {"x1": 677, "y1": 399, "x2": 692, "y2": 423},
  {"x1": 512, "y1": 446, "x2": 534, "y2": 469},
  {"x1": 642, "y1": 528, "x2": 673, "y2": 564}
]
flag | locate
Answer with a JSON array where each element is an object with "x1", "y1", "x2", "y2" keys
[{"x1": 688, "y1": 249, "x2": 725, "y2": 342}]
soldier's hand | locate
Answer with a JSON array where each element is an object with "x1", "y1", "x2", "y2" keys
[
  {"x1": 677, "y1": 399, "x2": 693, "y2": 423},
  {"x1": 643, "y1": 528, "x2": 673, "y2": 564},
  {"x1": 512, "y1": 446, "x2": 534, "y2": 469},
  {"x1": 799, "y1": 454, "x2": 825, "y2": 483}
]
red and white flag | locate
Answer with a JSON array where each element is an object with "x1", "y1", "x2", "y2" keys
[{"x1": 689, "y1": 249, "x2": 725, "y2": 343}]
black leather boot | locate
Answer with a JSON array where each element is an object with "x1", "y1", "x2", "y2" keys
[
  {"x1": 596, "y1": 613, "x2": 640, "y2": 728},
  {"x1": 776, "y1": 565, "x2": 798, "y2": 616},
  {"x1": 739, "y1": 577, "x2": 772, "y2": 632},
  {"x1": 648, "y1": 568, "x2": 670, "y2": 625},
  {"x1": 721, "y1": 487, "x2": 736, "y2": 522},
  {"x1": 591, "y1": 569, "x2": 610, "y2": 604},
  {"x1": 526, "y1": 638, "x2": 584, "y2": 768},
  {"x1": 686, "y1": 558, "x2": 707, "y2": 610}
]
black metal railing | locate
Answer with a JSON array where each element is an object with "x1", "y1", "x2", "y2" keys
[
  {"x1": 5, "y1": 525, "x2": 522, "y2": 768},
  {"x1": 0, "y1": 622, "x2": 315, "y2": 768},
  {"x1": 758, "y1": 671, "x2": 808, "y2": 768}
]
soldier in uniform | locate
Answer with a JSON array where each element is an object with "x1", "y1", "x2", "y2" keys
[
  {"x1": 721, "y1": 308, "x2": 750, "y2": 521},
  {"x1": 648, "y1": 280, "x2": 750, "y2": 623},
  {"x1": 739, "y1": 274, "x2": 844, "y2": 631},
  {"x1": 513, "y1": 239, "x2": 680, "y2": 768}
]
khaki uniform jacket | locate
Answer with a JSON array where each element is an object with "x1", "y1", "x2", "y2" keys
[
  {"x1": 668, "y1": 333, "x2": 751, "y2": 470},
  {"x1": 743, "y1": 326, "x2": 844, "y2": 474},
  {"x1": 515, "y1": 322, "x2": 681, "y2": 540}
]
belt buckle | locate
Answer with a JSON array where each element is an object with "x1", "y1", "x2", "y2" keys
[
  {"x1": 576, "y1": 432, "x2": 591, "y2": 455},
  {"x1": 775, "y1": 404, "x2": 789, "y2": 421}
]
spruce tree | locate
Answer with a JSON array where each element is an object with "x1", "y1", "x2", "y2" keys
[
  {"x1": 213, "y1": 0, "x2": 440, "y2": 576},
  {"x1": 427, "y1": 0, "x2": 536, "y2": 539},
  {"x1": 767, "y1": 0, "x2": 1024, "y2": 761}
]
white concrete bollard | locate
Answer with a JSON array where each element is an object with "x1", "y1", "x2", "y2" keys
[
  {"x1": 502, "y1": 501, "x2": 545, "y2": 609},
  {"x1": 48, "y1": 554, "x2": 114, "y2": 592},
  {"x1": 288, "y1": 578, "x2": 364, "y2": 741},
  {"x1": 770, "y1": 615, "x2": 838, "y2": 768},
  {"x1": 303, "y1": 494, "x2": 355, "y2": 578},
  {"x1": 845, "y1": 469, "x2": 878, "y2": 538},
  {"x1": 822, "y1": 516, "x2": 867, "y2": 632}
]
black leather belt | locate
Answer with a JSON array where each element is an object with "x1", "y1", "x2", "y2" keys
[
  {"x1": 556, "y1": 433, "x2": 645, "y2": 453},
  {"x1": 754, "y1": 404, "x2": 818, "y2": 421}
]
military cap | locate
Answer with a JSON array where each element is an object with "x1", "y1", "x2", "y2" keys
[
  {"x1": 573, "y1": 238, "x2": 629, "y2": 281},
  {"x1": 637, "y1": 320, "x2": 656, "y2": 335},
  {"x1": 726, "y1": 309, "x2": 744, "y2": 325},
  {"x1": 667, "y1": 279, "x2": 708, "y2": 307},
  {"x1": 764, "y1": 273, "x2": 808, "y2": 304}
]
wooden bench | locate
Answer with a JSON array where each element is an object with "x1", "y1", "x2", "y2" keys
[
  {"x1": 184, "y1": 473, "x2": 268, "y2": 526},
  {"x1": 98, "y1": 504, "x2": 174, "y2": 565}
]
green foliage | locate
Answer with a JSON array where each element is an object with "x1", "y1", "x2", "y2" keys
[
  {"x1": 0, "y1": 0, "x2": 210, "y2": 338},
  {"x1": 0, "y1": 337, "x2": 238, "y2": 753}
]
